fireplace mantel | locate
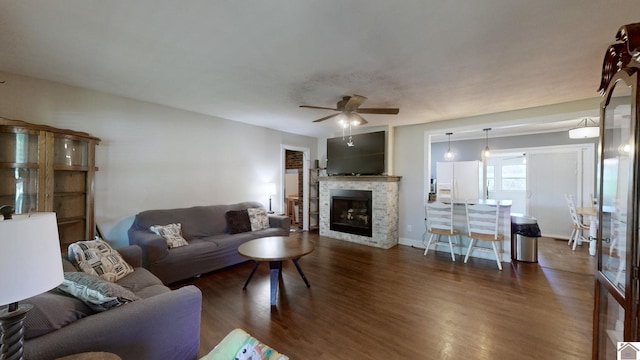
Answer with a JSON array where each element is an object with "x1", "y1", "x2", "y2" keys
[
  {"x1": 319, "y1": 176, "x2": 401, "y2": 182},
  {"x1": 319, "y1": 176, "x2": 400, "y2": 249}
]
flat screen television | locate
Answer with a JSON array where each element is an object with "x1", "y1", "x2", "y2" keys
[{"x1": 326, "y1": 131, "x2": 385, "y2": 175}]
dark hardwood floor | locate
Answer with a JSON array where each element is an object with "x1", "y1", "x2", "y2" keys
[{"x1": 172, "y1": 232, "x2": 594, "y2": 359}]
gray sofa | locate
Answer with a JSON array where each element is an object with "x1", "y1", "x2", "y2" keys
[
  {"x1": 22, "y1": 245, "x2": 202, "y2": 360},
  {"x1": 128, "y1": 201, "x2": 291, "y2": 284}
]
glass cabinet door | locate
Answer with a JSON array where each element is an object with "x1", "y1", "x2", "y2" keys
[
  {"x1": 51, "y1": 135, "x2": 91, "y2": 248},
  {"x1": 0, "y1": 130, "x2": 43, "y2": 214},
  {"x1": 594, "y1": 75, "x2": 637, "y2": 359},
  {"x1": 599, "y1": 81, "x2": 632, "y2": 292}
]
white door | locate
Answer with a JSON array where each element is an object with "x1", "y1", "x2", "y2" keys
[{"x1": 528, "y1": 151, "x2": 578, "y2": 238}]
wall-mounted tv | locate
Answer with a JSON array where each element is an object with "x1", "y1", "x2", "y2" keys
[{"x1": 326, "y1": 131, "x2": 385, "y2": 176}]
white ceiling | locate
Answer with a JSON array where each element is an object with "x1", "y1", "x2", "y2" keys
[{"x1": 0, "y1": 1, "x2": 637, "y2": 138}]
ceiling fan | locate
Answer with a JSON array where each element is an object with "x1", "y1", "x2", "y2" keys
[{"x1": 300, "y1": 94, "x2": 399, "y2": 125}]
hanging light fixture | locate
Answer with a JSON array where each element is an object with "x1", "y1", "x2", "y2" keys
[
  {"x1": 482, "y1": 128, "x2": 491, "y2": 158},
  {"x1": 444, "y1": 132, "x2": 454, "y2": 160},
  {"x1": 568, "y1": 118, "x2": 599, "y2": 139},
  {"x1": 338, "y1": 112, "x2": 362, "y2": 147}
]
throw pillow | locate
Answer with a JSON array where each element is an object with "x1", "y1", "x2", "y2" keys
[
  {"x1": 201, "y1": 328, "x2": 289, "y2": 360},
  {"x1": 57, "y1": 272, "x2": 141, "y2": 312},
  {"x1": 247, "y1": 208, "x2": 270, "y2": 231},
  {"x1": 225, "y1": 209, "x2": 251, "y2": 234},
  {"x1": 149, "y1": 223, "x2": 189, "y2": 249},
  {"x1": 68, "y1": 239, "x2": 134, "y2": 282}
]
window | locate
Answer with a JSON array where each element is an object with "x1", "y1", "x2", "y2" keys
[
  {"x1": 501, "y1": 164, "x2": 526, "y2": 191},
  {"x1": 486, "y1": 165, "x2": 495, "y2": 192}
]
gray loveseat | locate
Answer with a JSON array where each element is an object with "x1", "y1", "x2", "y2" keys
[
  {"x1": 128, "y1": 201, "x2": 290, "y2": 284},
  {"x1": 22, "y1": 245, "x2": 202, "y2": 360}
]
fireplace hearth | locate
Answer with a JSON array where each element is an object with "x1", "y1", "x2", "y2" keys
[{"x1": 330, "y1": 189, "x2": 372, "y2": 237}]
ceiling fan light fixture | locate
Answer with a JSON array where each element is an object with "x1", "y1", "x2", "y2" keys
[{"x1": 568, "y1": 118, "x2": 599, "y2": 139}]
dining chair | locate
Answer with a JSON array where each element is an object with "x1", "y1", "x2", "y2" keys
[
  {"x1": 564, "y1": 194, "x2": 589, "y2": 251},
  {"x1": 423, "y1": 201, "x2": 459, "y2": 261},
  {"x1": 464, "y1": 201, "x2": 503, "y2": 270},
  {"x1": 610, "y1": 207, "x2": 627, "y2": 285}
]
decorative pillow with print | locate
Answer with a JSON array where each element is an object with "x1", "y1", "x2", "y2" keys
[
  {"x1": 149, "y1": 223, "x2": 189, "y2": 249},
  {"x1": 57, "y1": 272, "x2": 140, "y2": 312},
  {"x1": 247, "y1": 208, "x2": 270, "y2": 231},
  {"x1": 68, "y1": 239, "x2": 134, "y2": 282}
]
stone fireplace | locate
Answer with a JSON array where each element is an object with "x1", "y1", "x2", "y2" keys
[{"x1": 320, "y1": 176, "x2": 400, "y2": 249}]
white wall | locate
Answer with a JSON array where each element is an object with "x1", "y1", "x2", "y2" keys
[{"x1": 0, "y1": 71, "x2": 318, "y2": 246}]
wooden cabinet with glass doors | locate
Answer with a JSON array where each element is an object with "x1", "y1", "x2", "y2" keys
[
  {"x1": 593, "y1": 23, "x2": 640, "y2": 359},
  {"x1": 0, "y1": 118, "x2": 100, "y2": 251}
]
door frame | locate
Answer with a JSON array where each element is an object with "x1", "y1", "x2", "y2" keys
[{"x1": 281, "y1": 144, "x2": 310, "y2": 231}]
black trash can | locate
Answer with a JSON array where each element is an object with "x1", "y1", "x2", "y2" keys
[{"x1": 510, "y1": 214, "x2": 541, "y2": 263}]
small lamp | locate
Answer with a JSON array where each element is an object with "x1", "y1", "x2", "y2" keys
[
  {"x1": 265, "y1": 183, "x2": 277, "y2": 213},
  {"x1": 0, "y1": 208, "x2": 63, "y2": 360}
]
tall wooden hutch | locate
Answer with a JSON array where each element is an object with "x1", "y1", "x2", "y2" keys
[
  {"x1": 593, "y1": 23, "x2": 640, "y2": 358},
  {"x1": 0, "y1": 118, "x2": 100, "y2": 251}
]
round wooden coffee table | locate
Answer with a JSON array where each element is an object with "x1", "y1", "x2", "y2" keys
[{"x1": 238, "y1": 236, "x2": 314, "y2": 305}]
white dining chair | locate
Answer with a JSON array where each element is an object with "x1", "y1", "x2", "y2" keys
[
  {"x1": 464, "y1": 201, "x2": 503, "y2": 270},
  {"x1": 423, "y1": 201, "x2": 459, "y2": 261},
  {"x1": 564, "y1": 194, "x2": 589, "y2": 250}
]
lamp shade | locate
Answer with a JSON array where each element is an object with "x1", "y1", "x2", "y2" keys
[
  {"x1": 568, "y1": 126, "x2": 599, "y2": 139},
  {"x1": 568, "y1": 118, "x2": 599, "y2": 139},
  {"x1": 0, "y1": 213, "x2": 64, "y2": 306},
  {"x1": 265, "y1": 183, "x2": 276, "y2": 196}
]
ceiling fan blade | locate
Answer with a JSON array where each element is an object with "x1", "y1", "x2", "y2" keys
[
  {"x1": 312, "y1": 113, "x2": 340, "y2": 123},
  {"x1": 300, "y1": 105, "x2": 339, "y2": 111},
  {"x1": 357, "y1": 108, "x2": 400, "y2": 115},
  {"x1": 344, "y1": 95, "x2": 367, "y2": 112}
]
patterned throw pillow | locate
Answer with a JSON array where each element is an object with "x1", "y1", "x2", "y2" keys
[
  {"x1": 247, "y1": 208, "x2": 270, "y2": 231},
  {"x1": 149, "y1": 223, "x2": 189, "y2": 249},
  {"x1": 57, "y1": 272, "x2": 140, "y2": 312},
  {"x1": 225, "y1": 209, "x2": 252, "y2": 234},
  {"x1": 68, "y1": 239, "x2": 134, "y2": 282}
]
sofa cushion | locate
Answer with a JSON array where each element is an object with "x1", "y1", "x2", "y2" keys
[
  {"x1": 68, "y1": 239, "x2": 134, "y2": 282},
  {"x1": 57, "y1": 272, "x2": 141, "y2": 312},
  {"x1": 150, "y1": 223, "x2": 189, "y2": 249},
  {"x1": 247, "y1": 208, "x2": 270, "y2": 231},
  {"x1": 116, "y1": 267, "x2": 170, "y2": 299},
  {"x1": 9, "y1": 291, "x2": 94, "y2": 340},
  {"x1": 226, "y1": 209, "x2": 251, "y2": 234}
]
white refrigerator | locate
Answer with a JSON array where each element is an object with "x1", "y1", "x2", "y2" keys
[{"x1": 436, "y1": 161, "x2": 482, "y2": 202}]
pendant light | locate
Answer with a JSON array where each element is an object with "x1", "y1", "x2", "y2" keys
[
  {"x1": 482, "y1": 128, "x2": 491, "y2": 158},
  {"x1": 568, "y1": 117, "x2": 599, "y2": 139},
  {"x1": 444, "y1": 132, "x2": 454, "y2": 160}
]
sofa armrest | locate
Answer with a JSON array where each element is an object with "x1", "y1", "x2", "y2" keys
[
  {"x1": 25, "y1": 285, "x2": 202, "y2": 360},
  {"x1": 115, "y1": 245, "x2": 142, "y2": 268},
  {"x1": 269, "y1": 214, "x2": 291, "y2": 232},
  {"x1": 128, "y1": 229, "x2": 169, "y2": 267}
]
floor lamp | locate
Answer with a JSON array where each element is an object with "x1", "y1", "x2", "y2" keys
[{"x1": 0, "y1": 208, "x2": 64, "y2": 360}]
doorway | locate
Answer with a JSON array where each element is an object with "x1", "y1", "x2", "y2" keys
[
  {"x1": 282, "y1": 145, "x2": 310, "y2": 231},
  {"x1": 489, "y1": 144, "x2": 594, "y2": 239}
]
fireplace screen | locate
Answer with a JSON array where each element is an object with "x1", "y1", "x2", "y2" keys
[{"x1": 330, "y1": 189, "x2": 373, "y2": 237}]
